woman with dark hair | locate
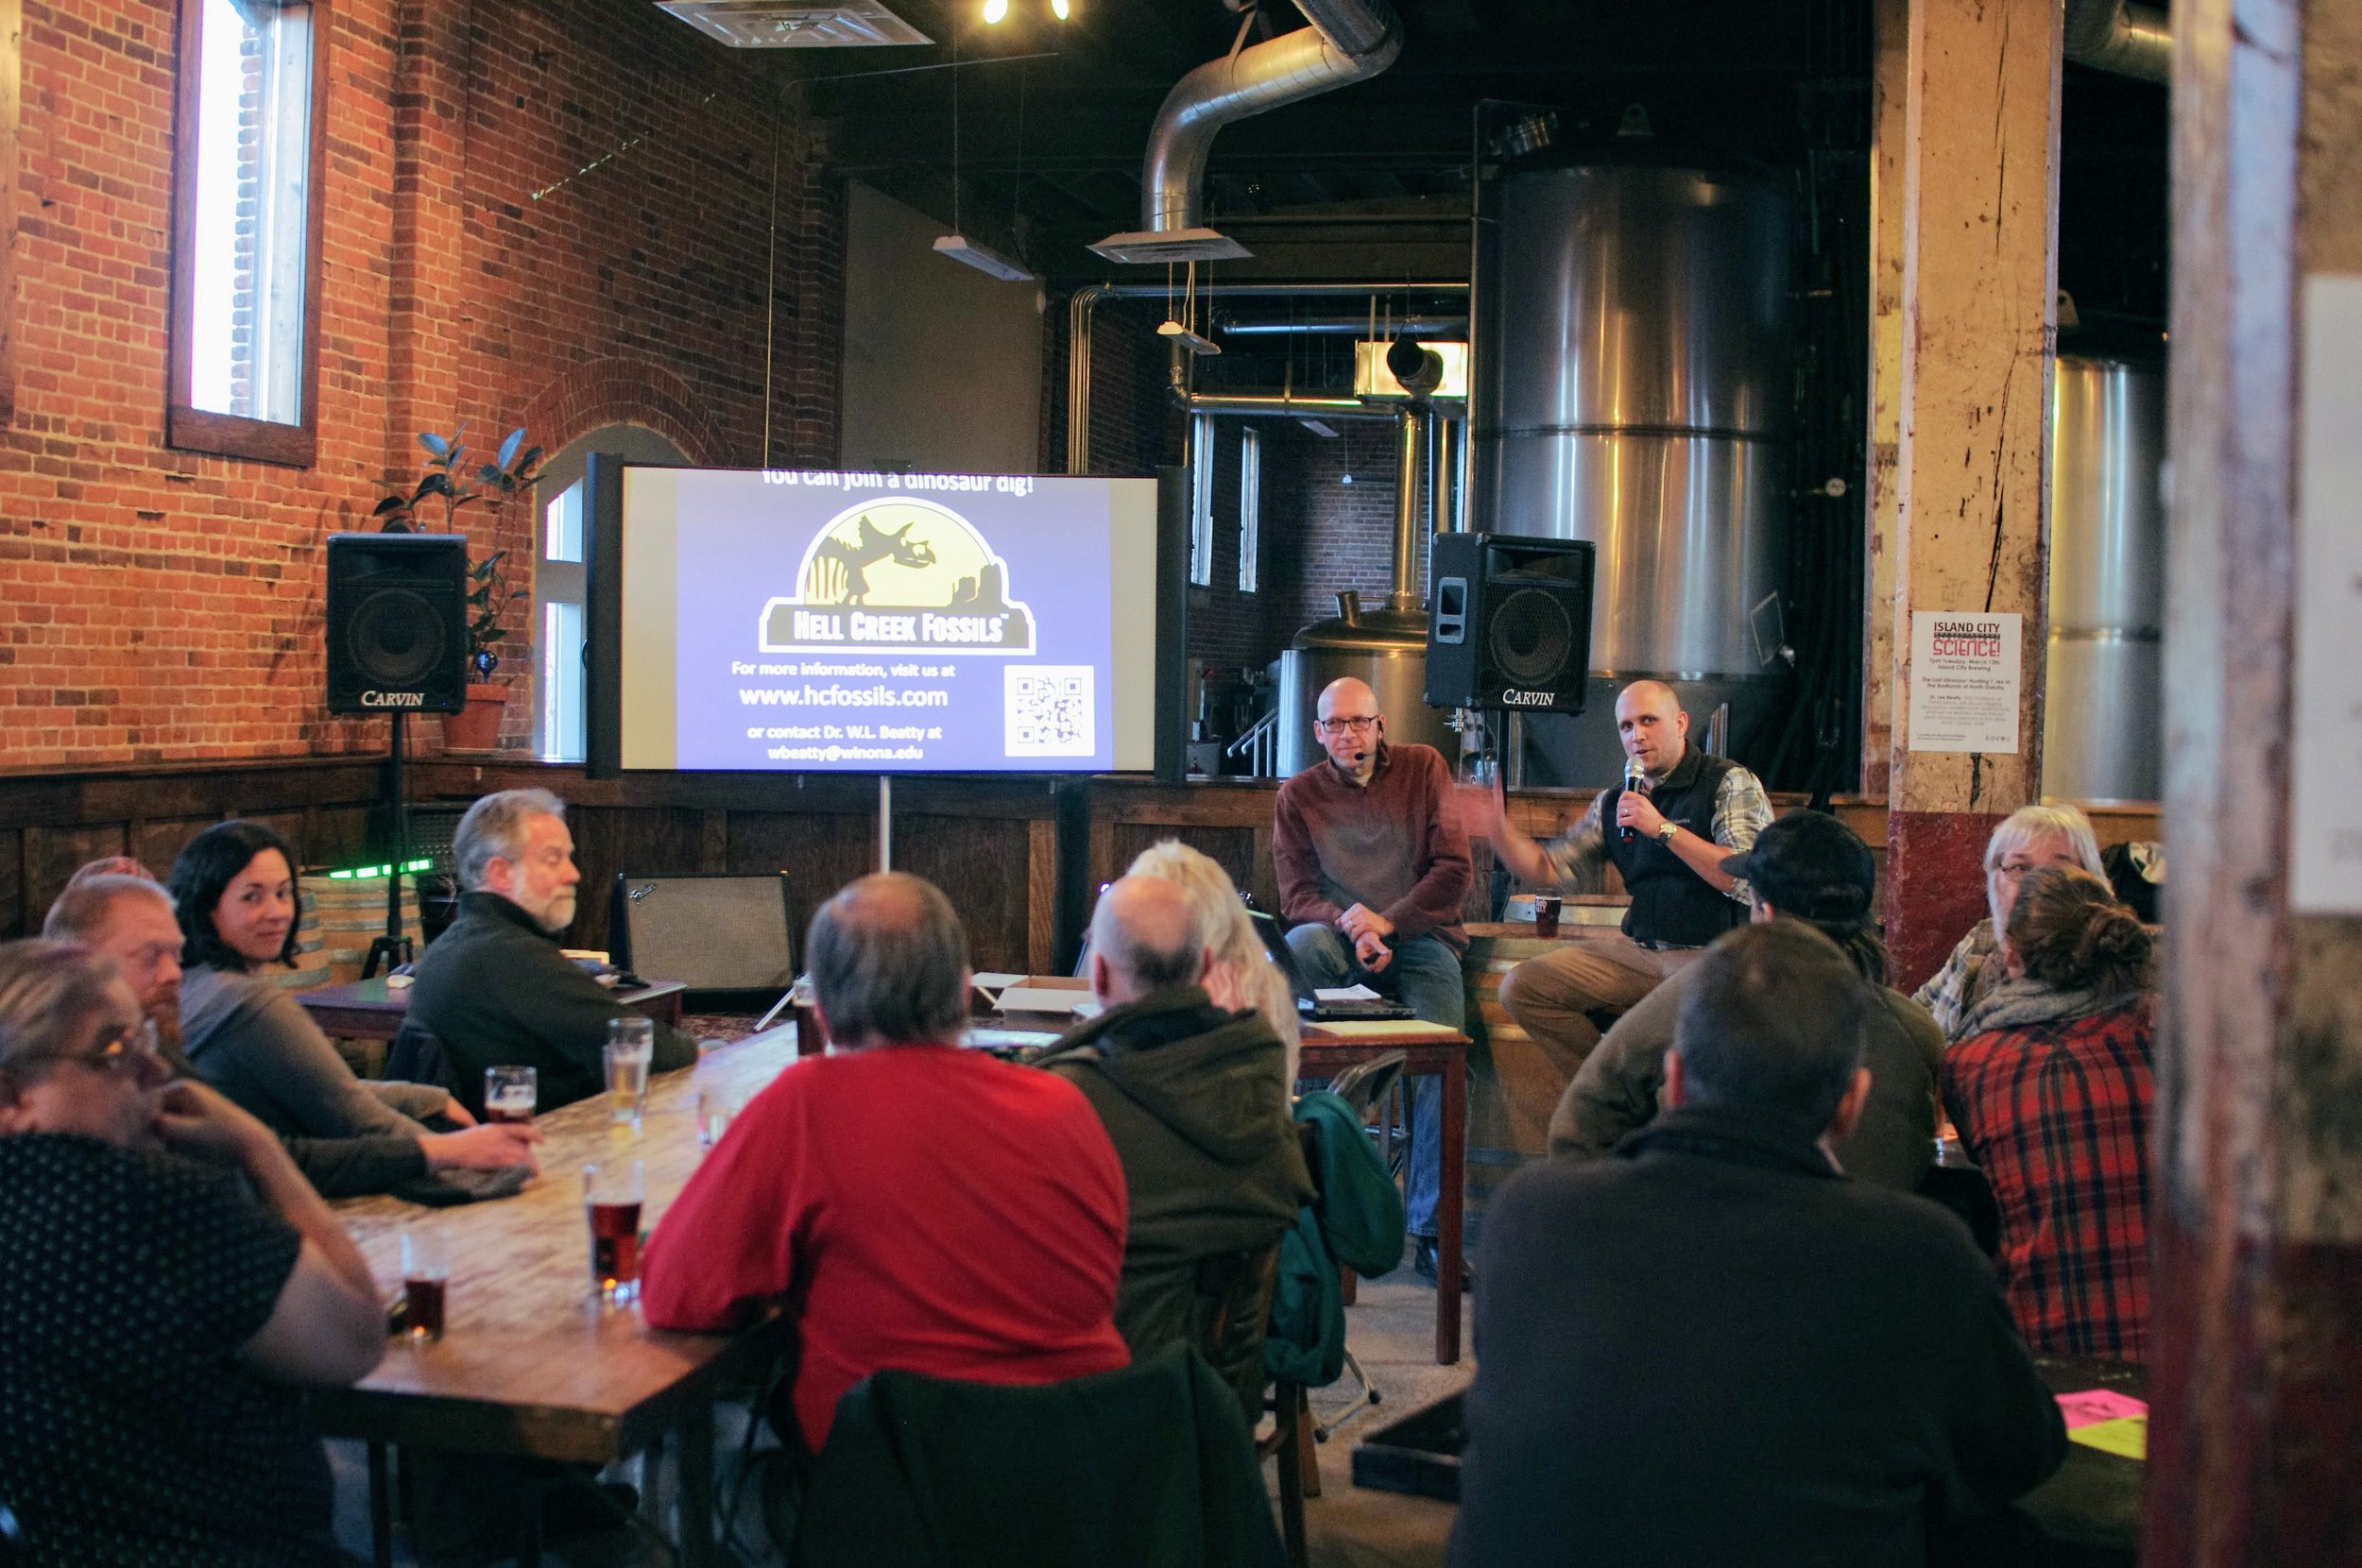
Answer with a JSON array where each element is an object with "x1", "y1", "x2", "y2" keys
[
  {"x1": 1943, "y1": 866, "x2": 2156, "y2": 1361},
  {"x1": 168, "y1": 821, "x2": 534, "y2": 1189}
]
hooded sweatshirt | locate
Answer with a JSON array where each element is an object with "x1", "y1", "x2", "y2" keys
[{"x1": 1037, "y1": 986, "x2": 1316, "y2": 1411}]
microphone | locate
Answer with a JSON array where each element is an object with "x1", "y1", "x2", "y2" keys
[
  {"x1": 1352, "y1": 751, "x2": 1370, "y2": 764},
  {"x1": 1619, "y1": 755, "x2": 1650, "y2": 843}
]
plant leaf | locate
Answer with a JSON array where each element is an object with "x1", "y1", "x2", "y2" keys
[
  {"x1": 370, "y1": 495, "x2": 408, "y2": 517},
  {"x1": 498, "y1": 427, "x2": 525, "y2": 470},
  {"x1": 418, "y1": 432, "x2": 450, "y2": 459}
]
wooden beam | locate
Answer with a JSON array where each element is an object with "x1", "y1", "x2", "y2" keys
[
  {"x1": 1859, "y1": 0, "x2": 1907, "y2": 793},
  {"x1": 1882, "y1": 0, "x2": 2062, "y2": 987}
]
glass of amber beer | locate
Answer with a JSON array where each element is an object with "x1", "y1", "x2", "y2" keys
[
  {"x1": 484, "y1": 1065, "x2": 537, "y2": 1124},
  {"x1": 584, "y1": 1159, "x2": 645, "y2": 1304}
]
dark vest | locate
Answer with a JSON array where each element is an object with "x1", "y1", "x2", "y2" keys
[{"x1": 1603, "y1": 746, "x2": 1747, "y2": 948}]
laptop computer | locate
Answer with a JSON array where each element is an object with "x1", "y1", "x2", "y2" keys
[{"x1": 1246, "y1": 909, "x2": 1418, "y2": 1023}]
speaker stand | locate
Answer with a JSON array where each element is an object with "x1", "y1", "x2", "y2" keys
[
  {"x1": 362, "y1": 711, "x2": 415, "y2": 980},
  {"x1": 877, "y1": 775, "x2": 893, "y2": 872}
]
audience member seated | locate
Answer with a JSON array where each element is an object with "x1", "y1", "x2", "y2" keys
[
  {"x1": 1452, "y1": 921, "x2": 2066, "y2": 1566},
  {"x1": 1547, "y1": 810, "x2": 1945, "y2": 1191},
  {"x1": 46, "y1": 870, "x2": 538, "y2": 1198},
  {"x1": 1943, "y1": 867, "x2": 2156, "y2": 1361},
  {"x1": 1915, "y1": 804, "x2": 2107, "y2": 1041},
  {"x1": 1036, "y1": 874, "x2": 1314, "y2": 1418},
  {"x1": 0, "y1": 939, "x2": 383, "y2": 1566},
  {"x1": 409, "y1": 788, "x2": 696, "y2": 1116},
  {"x1": 642, "y1": 873, "x2": 1131, "y2": 1456},
  {"x1": 1125, "y1": 840, "x2": 1303, "y2": 1084},
  {"x1": 168, "y1": 822, "x2": 502, "y2": 1150}
]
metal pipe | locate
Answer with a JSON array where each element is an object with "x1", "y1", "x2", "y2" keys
[
  {"x1": 1138, "y1": 1, "x2": 1402, "y2": 237},
  {"x1": 1392, "y1": 407, "x2": 1424, "y2": 613},
  {"x1": 1217, "y1": 315, "x2": 1467, "y2": 337},
  {"x1": 2062, "y1": 0, "x2": 2170, "y2": 85},
  {"x1": 1065, "y1": 281, "x2": 1466, "y2": 472}
]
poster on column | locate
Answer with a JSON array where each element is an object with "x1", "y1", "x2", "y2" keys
[
  {"x1": 2290, "y1": 275, "x2": 2362, "y2": 912},
  {"x1": 1906, "y1": 611, "x2": 2022, "y2": 753}
]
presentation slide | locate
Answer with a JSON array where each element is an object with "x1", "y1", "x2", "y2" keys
[{"x1": 612, "y1": 467, "x2": 1159, "y2": 773}]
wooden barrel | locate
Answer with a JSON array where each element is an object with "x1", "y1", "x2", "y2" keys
[{"x1": 292, "y1": 872, "x2": 423, "y2": 989}]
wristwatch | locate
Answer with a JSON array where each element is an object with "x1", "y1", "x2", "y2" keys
[{"x1": 1654, "y1": 821, "x2": 1680, "y2": 844}]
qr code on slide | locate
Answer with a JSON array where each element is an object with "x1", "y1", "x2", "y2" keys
[{"x1": 1005, "y1": 666, "x2": 1094, "y2": 758}]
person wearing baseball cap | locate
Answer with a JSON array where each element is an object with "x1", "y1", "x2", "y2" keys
[{"x1": 1545, "y1": 810, "x2": 1945, "y2": 1191}]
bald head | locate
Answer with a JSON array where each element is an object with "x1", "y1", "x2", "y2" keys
[
  {"x1": 1314, "y1": 676, "x2": 1386, "y2": 782},
  {"x1": 1614, "y1": 679, "x2": 1689, "y2": 775},
  {"x1": 1089, "y1": 875, "x2": 1213, "y2": 1005},
  {"x1": 805, "y1": 872, "x2": 971, "y2": 1049}
]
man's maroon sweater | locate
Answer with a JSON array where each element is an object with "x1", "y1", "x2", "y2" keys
[{"x1": 1273, "y1": 741, "x2": 1472, "y2": 953}]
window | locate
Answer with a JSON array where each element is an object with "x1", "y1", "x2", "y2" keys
[
  {"x1": 1237, "y1": 428, "x2": 1261, "y2": 593},
  {"x1": 1188, "y1": 413, "x2": 1215, "y2": 588},
  {"x1": 539, "y1": 483, "x2": 587, "y2": 762},
  {"x1": 169, "y1": 0, "x2": 328, "y2": 466}
]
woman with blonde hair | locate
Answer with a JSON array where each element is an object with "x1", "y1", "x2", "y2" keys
[
  {"x1": 1125, "y1": 840, "x2": 1301, "y2": 1083},
  {"x1": 1942, "y1": 867, "x2": 2155, "y2": 1360},
  {"x1": 1914, "y1": 803, "x2": 2108, "y2": 1040}
]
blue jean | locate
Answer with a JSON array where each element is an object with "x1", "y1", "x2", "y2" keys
[{"x1": 1287, "y1": 924, "x2": 1465, "y2": 1237}]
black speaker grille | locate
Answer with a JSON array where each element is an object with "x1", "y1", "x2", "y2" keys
[
  {"x1": 1489, "y1": 586, "x2": 1575, "y2": 684},
  {"x1": 347, "y1": 589, "x2": 449, "y2": 687}
]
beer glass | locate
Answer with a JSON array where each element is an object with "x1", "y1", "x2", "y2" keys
[
  {"x1": 605, "y1": 1017, "x2": 654, "y2": 1130},
  {"x1": 399, "y1": 1229, "x2": 451, "y2": 1341},
  {"x1": 1533, "y1": 894, "x2": 1564, "y2": 940},
  {"x1": 696, "y1": 1086, "x2": 738, "y2": 1150},
  {"x1": 483, "y1": 1065, "x2": 537, "y2": 1124},
  {"x1": 584, "y1": 1159, "x2": 646, "y2": 1303}
]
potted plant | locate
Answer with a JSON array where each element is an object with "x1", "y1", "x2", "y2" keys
[{"x1": 374, "y1": 425, "x2": 543, "y2": 750}]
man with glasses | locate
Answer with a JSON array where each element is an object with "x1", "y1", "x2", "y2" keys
[{"x1": 1274, "y1": 676, "x2": 1471, "y2": 1284}]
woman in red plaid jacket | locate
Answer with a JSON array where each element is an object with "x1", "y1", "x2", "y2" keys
[{"x1": 1942, "y1": 867, "x2": 2156, "y2": 1361}]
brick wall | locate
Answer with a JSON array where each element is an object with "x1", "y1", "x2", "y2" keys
[{"x1": 0, "y1": 0, "x2": 839, "y2": 767}]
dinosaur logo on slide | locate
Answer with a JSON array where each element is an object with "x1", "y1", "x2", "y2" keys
[{"x1": 759, "y1": 498, "x2": 1037, "y2": 655}]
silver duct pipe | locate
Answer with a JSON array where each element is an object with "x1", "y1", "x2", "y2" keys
[
  {"x1": 1391, "y1": 408, "x2": 1424, "y2": 613},
  {"x1": 2062, "y1": 0, "x2": 2170, "y2": 85},
  {"x1": 1217, "y1": 315, "x2": 1467, "y2": 338},
  {"x1": 1064, "y1": 280, "x2": 1466, "y2": 471},
  {"x1": 1092, "y1": 0, "x2": 1402, "y2": 262}
]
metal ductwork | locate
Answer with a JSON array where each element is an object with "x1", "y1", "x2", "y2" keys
[
  {"x1": 2062, "y1": 0, "x2": 2170, "y2": 85},
  {"x1": 1089, "y1": 0, "x2": 1403, "y2": 264}
]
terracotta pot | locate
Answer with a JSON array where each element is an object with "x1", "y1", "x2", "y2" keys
[{"x1": 441, "y1": 683, "x2": 508, "y2": 751}]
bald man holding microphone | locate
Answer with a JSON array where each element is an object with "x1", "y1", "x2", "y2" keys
[{"x1": 1460, "y1": 680, "x2": 1774, "y2": 1065}]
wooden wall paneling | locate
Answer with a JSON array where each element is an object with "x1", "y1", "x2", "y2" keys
[
  {"x1": 892, "y1": 814, "x2": 1034, "y2": 975},
  {"x1": 564, "y1": 807, "x2": 710, "y2": 951},
  {"x1": 132, "y1": 818, "x2": 221, "y2": 882},
  {"x1": 23, "y1": 825, "x2": 128, "y2": 924},
  {"x1": 726, "y1": 811, "x2": 882, "y2": 965},
  {"x1": 0, "y1": 827, "x2": 23, "y2": 939},
  {"x1": 699, "y1": 810, "x2": 728, "y2": 873},
  {"x1": 1108, "y1": 823, "x2": 1262, "y2": 914},
  {"x1": 306, "y1": 806, "x2": 374, "y2": 870},
  {"x1": 1248, "y1": 826, "x2": 1278, "y2": 915},
  {"x1": 1027, "y1": 819, "x2": 1058, "y2": 972}
]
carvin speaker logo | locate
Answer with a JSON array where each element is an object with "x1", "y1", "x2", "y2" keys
[{"x1": 758, "y1": 499, "x2": 1037, "y2": 656}]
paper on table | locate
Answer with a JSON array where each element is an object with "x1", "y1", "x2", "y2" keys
[
  {"x1": 1312, "y1": 1018, "x2": 1446, "y2": 1039},
  {"x1": 995, "y1": 987, "x2": 1100, "y2": 1017},
  {"x1": 1314, "y1": 984, "x2": 1384, "y2": 1003},
  {"x1": 971, "y1": 972, "x2": 1026, "y2": 994},
  {"x1": 2056, "y1": 1389, "x2": 2147, "y2": 1428},
  {"x1": 2066, "y1": 1417, "x2": 2146, "y2": 1461}
]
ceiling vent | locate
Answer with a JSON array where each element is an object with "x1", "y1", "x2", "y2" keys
[{"x1": 656, "y1": 2, "x2": 931, "y2": 47}]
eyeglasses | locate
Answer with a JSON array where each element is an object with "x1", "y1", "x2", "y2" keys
[
  {"x1": 1316, "y1": 716, "x2": 1380, "y2": 734},
  {"x1": 61, "y1": 1019, "x2": 161, "y2": 1077}
]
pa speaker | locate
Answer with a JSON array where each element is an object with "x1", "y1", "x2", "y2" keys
[
  {"x1": 325, "y1": 534, "x2": 468, "y2": 714},
  {"x1": 1424, "y1": 533, "x2": 1596, "y2": 713}
]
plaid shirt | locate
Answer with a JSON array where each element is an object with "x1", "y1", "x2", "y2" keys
[
  {"x1": 1942, "y1": 998, "x2": 2155, "y2": 1361},
  {"x1": 1914, "y1": 920, "x2": 2003, "y2": 1041},
  {"x1": 1539, "y1": 758, "x2": 1772, "y2": 905}
]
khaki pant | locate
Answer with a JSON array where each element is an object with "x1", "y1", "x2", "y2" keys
[{"x1": 1498, "y1": 934, "x2": 1705, "y2": 1063}]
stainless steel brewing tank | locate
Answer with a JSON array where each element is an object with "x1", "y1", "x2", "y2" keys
[
  {"x1": 1274, "y1": 606, "x2": 1457, "y2": 778},
  {"x1": 1474, "y1": 162, "x2": 1791, "y2": 681},
  {"x1": 2043, "y1": 354, "x2": 2164, "y2": 803}
]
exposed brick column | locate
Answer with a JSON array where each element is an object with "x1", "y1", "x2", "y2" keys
[
  {"x1": 2144, "y1": 0, "x2": 2362, "y2": 1559},
  {"x1": 384, "y1": 0, "x2": 471, "y2": 478},
  {"x1": 1882, "y1": 0, "x2": 2061, "y2": 987}
]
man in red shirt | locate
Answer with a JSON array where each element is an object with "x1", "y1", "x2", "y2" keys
[
  {"x1": 641, "y1": 873, "x2": 1131, "y2": 1454},
  {"x1": 1273, "y1": 676, "x2": 1470, "y2": 1279}
]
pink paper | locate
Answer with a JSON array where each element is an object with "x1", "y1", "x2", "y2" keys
[{"x1": 2056, "y1": 1389, "x2": 2148, "y2": 1428}]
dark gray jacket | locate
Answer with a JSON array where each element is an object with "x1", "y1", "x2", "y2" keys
[
  {"x1": 1548, "y1": 963, "x2": 1945, "y2": 1192},
  {"x1": 410, "y1": 892, "x2": 697, "y2": 1116}
]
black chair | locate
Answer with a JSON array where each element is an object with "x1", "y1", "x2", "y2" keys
[{"x1": 384, "y1": 1019, "x2": 462, "y2": 1099}]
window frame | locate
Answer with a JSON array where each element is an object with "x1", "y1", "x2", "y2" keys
[{"x1": 166, "y1": 0, "x2": 331, "y2": 468}]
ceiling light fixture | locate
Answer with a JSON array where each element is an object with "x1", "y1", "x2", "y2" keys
[
  {"x1": 1051, "y1": 0, "x2": 1070, "y2": 17},
  {"x1": 933, "y1": 234, "x2": 1035, "y2": 281},
  {"x1": 655, "y1": 2, "x2": 930, "y2": 47},
  {"x1": 982, "y1": 0, "x2": 1007, "y2": 21}
]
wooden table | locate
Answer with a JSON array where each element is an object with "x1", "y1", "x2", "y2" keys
[
  {"x1": 1297, "y1": 1023, "x2": 1473, "y2": 1367},
  {"x1": 319, "y1": 1026, "x2": 796, "y2": 1567},
  {"x1": 298, "y1": 976, "x2": 688, "y2": 1041}
]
